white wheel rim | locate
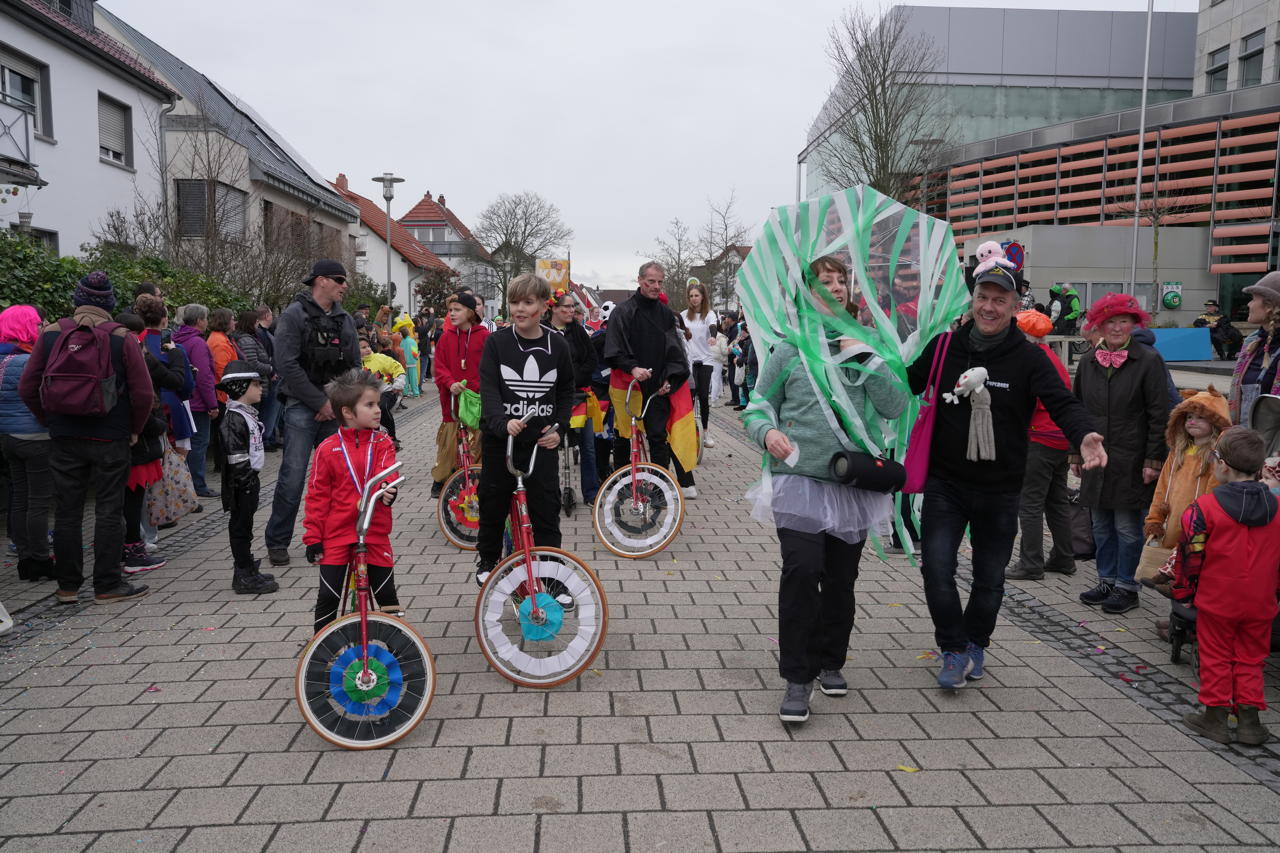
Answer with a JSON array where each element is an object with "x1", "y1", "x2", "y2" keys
[
  {"x1": 478, "y1": 554, "x2": 604, "y2": 684},
  {"x1": 597, "y1": 468, "x2": 681, "y2": 554}
]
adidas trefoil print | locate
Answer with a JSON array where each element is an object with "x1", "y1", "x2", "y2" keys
[
  {"x1": 500, "y1": 355, "x2": 558, "y2": 419},
  {"x1": 478, "y1": 326, "x2": 574, "y2": 443}
]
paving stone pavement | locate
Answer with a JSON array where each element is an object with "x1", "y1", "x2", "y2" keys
[{"x1": 2, "y1": 395, "x2": 1280, "y2": 851}]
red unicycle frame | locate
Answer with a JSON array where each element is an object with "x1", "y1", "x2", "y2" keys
[{"x1": 506, "y1": 409, "x2": 555, "y2": 623}]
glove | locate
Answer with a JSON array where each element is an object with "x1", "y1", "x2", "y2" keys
[{"x1": 305, "y1": 543, "x2": 323, "y2": 564}]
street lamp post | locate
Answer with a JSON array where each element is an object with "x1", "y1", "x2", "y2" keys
[
  {"x1": 371, "y1": 172, "x2": 404, "y2": 310},
  {"x1": 1127, "y1": 0, "x2": 1155, "y2": 298}
]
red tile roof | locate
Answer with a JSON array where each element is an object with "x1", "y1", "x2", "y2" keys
[
  {"x1": 14, "y1": 0, "x2": 176, "y2": 96},
  {"x1": 399, "y1": 192, "x2": 494, "y2": 261},
  {"x1": 331, "y1": 175, "x2": 454, "y2": 275}
]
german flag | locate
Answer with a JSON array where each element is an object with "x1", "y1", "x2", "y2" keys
[
  {"x1": 569, "y1": 389, "x2": 607, "y2": 432},
  {"x1": 608, "y1": 369, "x2": 698, "y2": 472}
]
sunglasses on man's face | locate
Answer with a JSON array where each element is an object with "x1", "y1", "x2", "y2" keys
[{"x1": 326, "y1": 275, "x2": 347, "y2": 285}]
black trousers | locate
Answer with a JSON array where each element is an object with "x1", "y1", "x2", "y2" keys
[
  {"x1": 314, "y1": 561, "x2": 399, "y2": 632},
  {"x1": 611, "y1": 392, "x2": 694, "y2": 487},
  {"x1": 1, "y1": 436, "x2": 51, "y2": 561},
  {"x1": 689, "y1": 363, "x2": 713, "y2": 429},
  {"x1": 124, "y1": 485, "x2": 145, "y2": 544},
  {"x1": 228, "y1": 481, "x2": 260, "y2": 569},
  {"x1": 776, "y1": 527, "x2": 864, "y2": 684},
  {"x1": 51, "y1": 437, "x2": 130, "y2": 593},
  {"x1": 379, "y1": 392, "x2": 398, "y2": 440},
  {"x1": 476, "y1": 436, "x2": 561, "y2": 565}
]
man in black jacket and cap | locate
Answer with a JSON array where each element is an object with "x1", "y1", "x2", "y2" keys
[
  {"x1": 262, "y1": 260, "x2": 361, "y2": 566},
  {"x1": 907, "y1": 266, "x2": 1108, "y2": 689},
  {"x1": 604, "y1": 261, "x2": 696, "y2": 497}
]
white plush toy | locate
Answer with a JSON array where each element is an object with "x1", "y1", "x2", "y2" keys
[
  {"x1": 943, "y1": 367, "x2": 988, "y2": 405},
  {"x1": 941, "y1": 367, "x2": 997, "y2": 461}
]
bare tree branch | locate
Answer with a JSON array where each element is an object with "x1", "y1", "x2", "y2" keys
[
  {"x1": 1108, "y1": 184, "x2": 1209, "y2": 292},
  {"x1": 641, "y1": 217, "x2": 700, "y2": 311},
  {"x1": 473, "y1": 191, "x2": 574, "y2": 303},
  {"x1": 698, "y1": 192, "x2": 750, "y2": 310},
  {"x1": 816, "y1": 7, "x2": 952, "y2": 202}
]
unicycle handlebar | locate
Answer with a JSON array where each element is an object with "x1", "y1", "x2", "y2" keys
[
  {"x1": 625, "y1": 376, "x2": 659, "y2": 421},
  {"x1": 357, "y1": 461, "x2": 404, "y2": 541},
  {"x1": 506, "y1": 409, "x2": 560, "y2": 478}
]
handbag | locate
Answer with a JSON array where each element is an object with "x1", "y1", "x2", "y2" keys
[
  {"x1": 147, "y1": 446, "x2": 199, "y2": 527},
  {"x1": 1136, "y1": 539, "x2": 1176, "y2": 586},
  {"x1": 902, "y1": 332, "x2": 952, "y2": 494},
  {"x1": 458, "y1": 387, "x2": 482, "y2": 430}
]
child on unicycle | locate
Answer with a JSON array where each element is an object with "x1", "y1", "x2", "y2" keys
[
  {"x1": 304, "y1": 369, "x2": 402, "y2": 632},
  {"x1": 474, "y1": 273, "x2": 574, "y2": 589}
]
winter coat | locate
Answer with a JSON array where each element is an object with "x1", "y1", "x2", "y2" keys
[
  {"x1": 551, "y1": 319, "x2": 594, "y2": 391},
  {"x1": 302, "y1": 427, "x2": 398, "y2": 566},
  {"x1": 709, "y1": 333, "x2": 730, "y2": 366},
  {"x1": 232, "y1": 330, "x2": 273, "y2": 381},
  {"x1": 0, "y1": 343, "x2": 44, "y2": 437},
  {"x1": 744, "y1": 341, "x2": 907, "y2": 482},
  {"x1": 908, "y1": 322, "x2": 1099, "y2": 495},
  {"x1": 172, "y1": 325, "x2": 217, "y2": 413},
  {"x1": 1143, "y1": 386, "x2": 1231, "y2": 548},
  {"x1": 274, "y1": 291, "x2": 360, "y2": 413},
  {"x1": 141, "y1": 331, "x2": 195, "y2": 442},
  {"x1": 1130, "y1": 328, "x2": 1181, "y2": 411},
  {"x1": 603, "y1": 289, "x2": 689, "y2": 397},
  {"x1": 220, "y1": 400, "x2": 263, "y2": 512},
  {"x1": 1172, "y1": 481, "x2": 1280, "y2": 620},
  {"x1": 1027, "y1": 343, "x2": 1071, "y2": 451},
  {"x1": 1048, "y1": 284, "x2": 1081, "y2": 335},
  {"x1": 1228, "y1": 327, "x2": 1280, "y2": 425},
  {"x1": 1072, "y1": 337, "x2": 1169, "y2": 510},
  {"x1": 208, "y1": 331, "x2": 236, "y2": 405},
  {"x1": 433, "y1": 323, "x2": 488, "y2": 423}
]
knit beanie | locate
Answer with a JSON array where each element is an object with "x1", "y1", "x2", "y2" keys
[{"x1": 74, "y1": 271, "x2": 116, "y2": 312}]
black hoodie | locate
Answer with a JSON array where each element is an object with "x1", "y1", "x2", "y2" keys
[
  {"x1": 1212, "y1": 480, "x2": 1279, "y2": 528},
  {"x1": 908, "y1": 321, "x2": 1100, "y2": 494}
]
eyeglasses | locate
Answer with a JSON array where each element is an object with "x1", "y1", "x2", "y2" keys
[{"x1": 326, "y1": 276, "x2": 347, "y2": 285}]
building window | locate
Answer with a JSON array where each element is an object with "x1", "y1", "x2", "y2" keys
[
  {"x1": 1239, "y1": 31, "x2": 1264, "y2": 87},
  {"x1": 175, "y1": 179, "x2": 248, "y2": 240},
  {"x1": 35, "y1": 0, "x2": 74, "y2": 15},
  {"x1": 1, "y1": 49, "x2": 45, "y2": 134},
  {"x1": 97, "y1": 94, "x2": 130, "y2": 165},
  {"x1": 9, "y1": 223, "x2": 58, "y2": 254},
  {"x1": 1206, "y1": 45, "x2": 1230, "y2": 92}
]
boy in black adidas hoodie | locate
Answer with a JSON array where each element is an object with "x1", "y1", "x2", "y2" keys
[{"x1": 474, "y1": 273, "x2": 575, "y2": 586}]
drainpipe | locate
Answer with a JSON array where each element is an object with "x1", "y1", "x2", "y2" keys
[{"x1": 157, "y1": 95, "x2": 178, "y2": 230}]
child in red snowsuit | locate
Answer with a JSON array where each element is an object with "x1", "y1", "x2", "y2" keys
[
  {"x1": 304, "y1": 369, "x2": 401, "y2": 632},
  {"x1": 1173, "y1": 426, "x2": 1280, "y2": 745}
]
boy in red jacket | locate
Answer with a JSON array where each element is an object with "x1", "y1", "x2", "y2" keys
[
  {"x1": 303, "y1": 369, "x2": 401, "y2": 632},
  {"x1": 431, "y1": 291, "x2": 488, "y2": 497},
  {"x1": 1174, "y1": 426, "x2": 1280, "y2": 745}
]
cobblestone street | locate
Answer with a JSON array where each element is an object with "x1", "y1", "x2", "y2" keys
[{"x1": 2, "y1": 398, "x2": 1280, "y2": 852}]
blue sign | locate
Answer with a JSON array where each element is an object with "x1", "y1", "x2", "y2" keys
[{"x1": 1001, "y1": 241, "x2": 1026, "y2": 272}]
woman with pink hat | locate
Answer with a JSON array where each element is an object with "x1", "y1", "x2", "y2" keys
[{"x1": 1072, "y1": 293, "x2": 1170, "y2": 615}]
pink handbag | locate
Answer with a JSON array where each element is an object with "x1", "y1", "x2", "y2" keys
[{"x1": 902, "y1": 332, "x2": 952, "y2": 494}]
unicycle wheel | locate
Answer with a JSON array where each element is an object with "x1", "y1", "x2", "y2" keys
[
  {"x1": 296, "y1": 612, "x2": 436, "y2": 749},
  {"x1": 592, "y1": 462, "x2": 685, "y2": 559},
  {"x1": 438, "y1": 465, "x2": 482, "y2": 550},
  {"x1": 562, "y1": 486, "x2": 577, "y2": 518},
  {"x1": 474, "y1": 547, "x2": 608, "y2": 688}
]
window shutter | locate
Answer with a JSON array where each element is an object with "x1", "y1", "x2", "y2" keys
[
  {"x1": 176, "y1": 180, "x2": 207, "y2": 237},
  {"x1": 215, "y1": 184, "x2": 247, "y2": 240},
  {"x1": 98, "y1": 96, "x2": 128, "y2": 159},
  {"x1": 1, "y1": 50, "x2": 41, "y2": 83}
]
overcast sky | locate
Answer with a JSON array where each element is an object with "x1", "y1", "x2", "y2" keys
[{"x1": 104, "y1": 0, "x2": 1198, "y2": 291}]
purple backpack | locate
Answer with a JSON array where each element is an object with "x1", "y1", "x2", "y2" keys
[{"x1": 39, "y1": 318, "x2": 121, "y2": 417}]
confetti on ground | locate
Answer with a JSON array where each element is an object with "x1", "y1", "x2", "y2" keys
[
  {"x1": 766, "y1": 637, "x2": 779, "y2": 645},
  {"x1": 916, "y1": 651, "x2": 938, "y2": 660},
  {"x1": 144, "y1": 686, "x2": 161, "y2": 693},
  {"x1": 888, "y1": 603, "x2": 904, "y2": 607},
  {"x1": 665, "y1": 572, "x2": 674, "y2": 576},
  {"x1": 591, "y1": 669, "x2": 602, "y2": 677},
  {"x1": 1118, "y1": 674, "x2": 1135, "y2": 683},
  {"x1": 1089, "y1": 646, "x2": 1107, "y2": 654},
  {"x1": 1134, "y1": 665, "x2": 1150, "y2": 673},
  {"x1": 1078, "y1": 620, "x2": 1088, "y2": 627},
  {"x1": 895, "y1": 765, "x2": 920, "y2": 773},
  {"x1": 1115, "y1": 627, "x2": 1128, "y2": 632}
]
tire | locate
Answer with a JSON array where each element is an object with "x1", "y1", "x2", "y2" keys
[
  {"x1": 474, "y1": 547, "x2": 608, "y2": 688},
  {"x1": 591, "y1": 462, "x2": 685, "y2": 559},
  {"x1": 695, "y1": 419, "x2": 704, "y2": 466},
  {"x1": 296, "y1": 612, "x2": 436, "y2": 750},
  {"x1": 438, "y1": 465, "x2": 482, "y2": 551},
  {"x1": 562, "y1": 486, "x2": 576, "y2": 518}
]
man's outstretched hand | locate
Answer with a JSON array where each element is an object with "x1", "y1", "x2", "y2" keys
[{"x1": 1080, "y1": 432, "x2": 1107, "y2": 470}]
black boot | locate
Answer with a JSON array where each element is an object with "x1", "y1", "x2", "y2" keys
[
  {"x1": 1236, "y1": 706, "x2": 1271, "y2": 745},
  {"x1": 16, "y1": 557, "x2": 36, "y2": 581},
  {"x1": 250, "y1": 558, "x2": 275, "y2": 583},
  {"x1": 233, "y1": 564, "x2": 279, "y2": 594},
  {"x1": 1183, "y1": 705, "x2": 1232, "y2": 744}
]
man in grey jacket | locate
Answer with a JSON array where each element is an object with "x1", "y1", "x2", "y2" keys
[{"x1": 263, "y1": 260, "x2": 361, "y2": 566}]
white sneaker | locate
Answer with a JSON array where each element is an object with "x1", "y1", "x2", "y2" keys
[
  {"x1": 683, "y1": 486, "x2": 698, "y2": 500},
  {"x1": 703, "y1": 434, "x2": 716, "y2": 448}
]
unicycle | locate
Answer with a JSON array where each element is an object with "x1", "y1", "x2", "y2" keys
[
  {"x1": 475, "y1": 414, "x2": 607, "y2": 688},
  {"x1": 592, "y1": 378, "x2": 685, "y2": 559},
  {"x1": 296, "y1": 462, "x2": 436, "y2": 749},
  {"x1": 438, "y1": 396, "x2": 482, "y2": 550}
]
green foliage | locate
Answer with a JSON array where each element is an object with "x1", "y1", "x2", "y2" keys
[
  {"x1": 343, "y1": 272, "x2": 392, "y2": 316},
  {"x1": 0, "y1": 231, "x2": 82, "y2": 320},
  {"x1": 415, "y1": 268, "x2": 460, "y2": 315},
  {"x1": 80, "y1": 243, "x2": 253, "y2": 314}
]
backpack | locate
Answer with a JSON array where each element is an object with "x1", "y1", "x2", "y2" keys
[{"x1": 39, "y1": 318, "x2": 121, "y2": 417}]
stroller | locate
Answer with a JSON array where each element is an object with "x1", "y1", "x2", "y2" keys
[{"x1": 1166, "y1": 394, "x2": 1280, "y2": 665}]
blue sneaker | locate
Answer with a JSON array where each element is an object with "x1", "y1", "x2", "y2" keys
[
  {"x1": 965, "y1": 642, "x2": 985, "y2": 680},
  {"x1": 936, "y1": 651, "x2": 974, "y2": 689}
]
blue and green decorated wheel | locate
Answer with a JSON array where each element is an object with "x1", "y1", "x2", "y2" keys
[{"x1": 296, "y1": 612, "x2": 435, "y2": 749}]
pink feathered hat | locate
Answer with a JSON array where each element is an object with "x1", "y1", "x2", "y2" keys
[{"x1": 1083, "y1": 292, "x2": 1151, "y2": 331}]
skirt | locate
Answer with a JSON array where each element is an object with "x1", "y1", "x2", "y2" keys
[
  {"x1": 748, "y1": 472, "x2": 891, "y2": 545},
  {"x1": 128, "y1": 458, "x2": 164, "y2": 491}
]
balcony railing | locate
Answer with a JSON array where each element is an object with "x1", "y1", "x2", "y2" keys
[{"x1": 0, "y1": 99, "x2": 35, "y2": 167}]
